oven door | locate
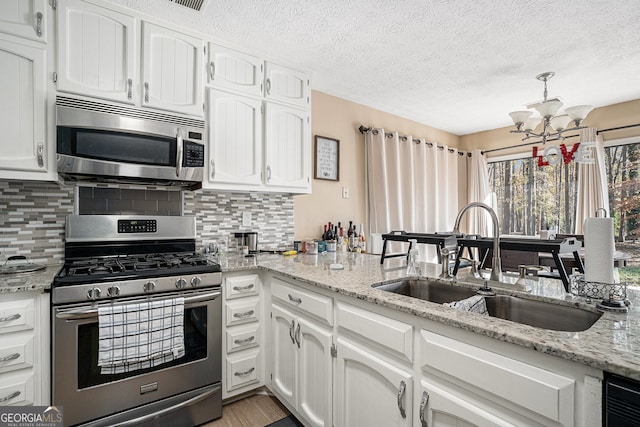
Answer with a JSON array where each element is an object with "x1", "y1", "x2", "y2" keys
[{"x1": 52, "y1": 288, "x2": 221, "y2": 427}]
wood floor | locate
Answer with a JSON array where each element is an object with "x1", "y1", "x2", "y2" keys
[{"x1": 202, "y1": 393, "x2": 290, "y2": 427}]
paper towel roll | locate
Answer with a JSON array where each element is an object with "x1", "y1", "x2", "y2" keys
[{"x1": 583, "y1": 217, "x2": 615, "y2": 283}]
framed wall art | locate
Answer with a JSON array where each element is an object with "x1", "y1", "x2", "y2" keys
[{"x1": 314, "y1": 135, "x2": 339, "y2": 181}]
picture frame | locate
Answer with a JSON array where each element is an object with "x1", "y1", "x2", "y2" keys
[{"x1": 314, "y1": 135, "x2": 340, "y2": 181}]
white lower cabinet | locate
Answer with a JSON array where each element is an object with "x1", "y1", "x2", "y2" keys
[
  {"x1": 334, "y1": 337, "x2": 412, "y2": 427},
  {"x1": 222, "y1": 273, "x2": 263, "y2": 399},
  {"x1": 271, "y1": 303, "x2": 332, "y2": 427}
]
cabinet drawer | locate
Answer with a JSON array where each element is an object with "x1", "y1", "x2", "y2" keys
[
  {"x1": 226, "y1": 274, "x2": 260, "y2": 299},
  {"x1": 0, "y1": 370, "x2": 35, "y2": 406},
  {"x1": 337, "y1": 302, "x2": 413, "y2": 363},
  {"x1": 271, "y1": 278, "x2": 333, "y2": 326},
  {"x1": 226, "y1": 323, "x2": 260, "y2": 353},
  {"x1": 420, "y1": 330, "x2": 574, "y2": 425},
  {"x1": 226, "y1": 350, "x2": 260, "y2": 391},
  {"x1": 0, "y1": 298, "x2": 35, "y2": 334},
  {"x1": 225, "y1": 297, "x2": 259, "y2": 326},
  {"x1": 0, "y1": 333, "x2": 34, "y2": 374}
]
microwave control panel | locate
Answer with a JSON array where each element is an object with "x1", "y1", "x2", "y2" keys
[{"x1": 183, "y1": 141, "x2": 205, "y2": 167}]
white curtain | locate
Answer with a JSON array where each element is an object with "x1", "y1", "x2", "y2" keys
[
  {"x1": 365, "y1": 128, "x2": 459, "y2": 261},
  {"x1": 575, "y1": 127, "x2": 609, "y2": 234},
  {"x1": 465, "y1": 149, "x2": 494, "y2": 236}
]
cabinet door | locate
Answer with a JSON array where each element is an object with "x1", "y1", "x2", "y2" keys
[
  {"x1": 419, "y1": 380, "x2": 517, "y2": 427},
  {"x1": 264, "y1": 102, "x2": 310, "y2": 190},
  {"x1": 271, "y1": 304, "x2": 297, "y2": 407},
  {"x1": 297, "y1": 317, "x2": 332, "y2": 427},
  {"x1": 208, "y1": 44, "x2": 263, "y2": 97},
  {"x1": 142, "y1": 21, "x2": 203, "y2": 117},
  {"x1": 0, "y1": 34, "x2": 47, "y2": 176},
  {"x1": 56, "y1": 0, "x2": 136, "y2": 104},
  {"x1": 207, "y1": 89, "x2": 262, "y2": 186},
  {"x1": 0, "y1": 0, "x2": 47, "y2": 42},
  {"x1": 264, "y1": 62, "x2": 309, "y2": 108},
  {"x1": 335, "y1": 338, "x2": 412, "y2": 427}
]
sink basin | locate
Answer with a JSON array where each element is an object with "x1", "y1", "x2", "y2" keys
[
  {"x1": 373, "y1": 279, "x2": 477, "y2": 304},
  {"x1": 373, "y1": 279, "x2": 602, "y2": 332},
  {"x1": 484, "y1": 295, "x2": 602, "y2": 332}
]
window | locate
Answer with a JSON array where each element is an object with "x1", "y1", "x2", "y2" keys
[
  {"x1": 605, "y1": 141, "x2": 640, "y2": 241},
  {"x1": 488, "y1": 157, "x2": 578, "y2": 235}
]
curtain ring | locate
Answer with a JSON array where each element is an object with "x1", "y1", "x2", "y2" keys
[
  {"x1": 438, "y1": 146, "x2": 444, "y2": 151},
  {"x1": 400, "y1": 136, "x2": 408, "y2": 142},
  {"x1": 385, "y1": 132, "x2": 394, "y2": 138},
  {"x1": 372, "y1": 129, "x2": 379, "y2": 135},
  {"x1": 414, "y1": 139, "x2": 421, "y2": 145}
]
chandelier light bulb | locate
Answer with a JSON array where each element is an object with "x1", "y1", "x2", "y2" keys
[
  {"x1": 509, "y1": 110, "x2": 533, "y2": 127},
  {"x1": 549, "y1": 115, "x2": 572, "y2": 132},
  {"x1": 533, "y1": 100, "x2": 563, "y2": 118},
  {"x1": 523, "y1": 117, "x2": 541, "y2": 132},
  {"x1": 565, "y1": 105, "x2": 594, "y2": 125}
]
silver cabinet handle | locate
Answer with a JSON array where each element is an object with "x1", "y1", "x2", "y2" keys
[
  {"x1": 233, "y1": 367, "x2": 255, "y2": 377},
  {"x1": 295, "y1": 322, "x2": 301, "y2": 348},
  {"x1": 265, "y1": 77, "x2": 271, "y2": 95},
  {"x1": 209, "y1": 61, "x2": 215, "y2": 81},
  {"x1": 233, "y1": 284, "x2": 254, "y2": 292},
  {"x1": 176, "y1": 128, "x2": 183, "y2": 177},
  {"x1": 210, "y1": 159, "x2": 215, "y2": 179},
  {"x1": 233, "y1": 310, "x2": 254, "y2": 318},
  {"x1": 37, "y1": 142, "x2": 44, "y2": 168},
  {"x1": 36, "y1": 12, "x2": 43, "y2": 37},
  {"x1": 288, "y1": 320, "x2": 296, "y2": 344},
  {"x1": 288, "y1": 294, "x2": 302, "y2": 304},
  {"x1": 266, "y1": 165, "x2": 272, "y2": 183},
  {"x1": 397, "y1": 380, "x2": 407, "y2": 418},
  {"x1": 127, "y1": 78, "x2": 133, "y2": 100},
  {"x1": 0, "y1": 313, "x2": 21, "y2": 323},
  {"x1": 0, "y1": 391, "x2": 20, "y2": 403},
  {"x1": 0, "y1": 353, "x2": 20, "y2": 363},
  {"x1": 144, "y1": 82, "x2": 149, "y2": 103},
  {"x1": 233, "y1": 336, "x2": 255, "y2": 345},
  {"x1": 419, "y1": 391, "x2": 429, "y2": 427}
]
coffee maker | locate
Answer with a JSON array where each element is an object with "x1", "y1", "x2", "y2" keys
[{"x1": 234, "y1": 231, "x2": 258, "y2": 254}]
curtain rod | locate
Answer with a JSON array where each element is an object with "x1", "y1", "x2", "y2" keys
[
  {"x1": 480, "y1": 123, "x2": 640, "y2": 155},
  {"x1": 358, "y1": 125, "x2": 471, "y2": 157}
]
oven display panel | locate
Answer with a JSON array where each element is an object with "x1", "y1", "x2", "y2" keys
[{"x1": 117, "y1": 219, "x2": 157, "y2": 233}]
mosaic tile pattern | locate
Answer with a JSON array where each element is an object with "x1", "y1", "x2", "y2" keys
[
  {"x1": 0, "y1": 180, "x2": 295, "y2": 263},
  {"x1": 184, "y1": 190, "x2": 295, "y2": 253}
]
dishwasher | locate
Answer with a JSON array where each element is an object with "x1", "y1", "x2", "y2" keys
[{"x1": 604, "y1": 373, "x2": 640, "y2": 426}]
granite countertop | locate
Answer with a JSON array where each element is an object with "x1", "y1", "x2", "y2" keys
[
  {"x1": 221, "y1": 251, "x2": 640, "y2": 381},
  {"x1": 0, "y1": 264, "x2": 61, "y2": 293}
]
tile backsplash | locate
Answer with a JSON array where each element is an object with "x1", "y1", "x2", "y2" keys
[{"x1": 0, "y1": 180, "x2": 294, "y2": 264}]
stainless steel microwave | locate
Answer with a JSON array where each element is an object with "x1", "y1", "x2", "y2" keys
[{"x1": 56, "y1": 97, "x2": 205, "y2": 189}]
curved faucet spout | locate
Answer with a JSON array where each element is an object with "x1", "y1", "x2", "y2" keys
[{"x1": 453, "y1": 202, "x2": 502, "y2": 282}]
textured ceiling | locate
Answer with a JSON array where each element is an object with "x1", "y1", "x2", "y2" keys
[{"x1": 107, "y1": 0, "x2": 640, "y2": 135}]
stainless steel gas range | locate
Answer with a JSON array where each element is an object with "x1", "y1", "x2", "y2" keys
[{"x1": 51, "y1": 215, "x2": 222, "y2": 427}]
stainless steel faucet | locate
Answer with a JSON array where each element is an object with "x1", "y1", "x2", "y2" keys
[{"x1": 452, "y1": 202, "x2": 503, "y2": 282}]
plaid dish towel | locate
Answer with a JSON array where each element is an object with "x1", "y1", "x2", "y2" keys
[
  {"x1": 443, "y1": 295, "x2": 488, "y2": 315},
  {"x1": 98, "y1": 297, "x2": 185, "y2": 374}
]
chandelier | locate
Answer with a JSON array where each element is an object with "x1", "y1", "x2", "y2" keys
[{"x1": 508, "y1": 72, "x2": 593, "y2": 145}]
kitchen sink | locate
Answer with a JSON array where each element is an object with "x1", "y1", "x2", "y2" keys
[
  {"x1": 373, "y1": 279, "x2": 477, "y2": 304},
  {"x1": 484, "y1": 295, "x2": 602, "y2": 332},
  {"x1": 373, "y1": 279, "x2": 602, "y2": 331}
]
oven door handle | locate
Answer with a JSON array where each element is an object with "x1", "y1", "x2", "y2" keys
[
  {"x1": 55, "y1": 290, "x2": 221, "y2": 320},
  {"x1": 110, "y1": 384, "x2": 221, "y2": 427}
]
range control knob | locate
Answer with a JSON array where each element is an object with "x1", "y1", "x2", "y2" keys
[
  {"x1": 143, "y1": 281, "x2": 156, "y2": 293},
  {"x1": 87, "y1": 288, "x2": 101, "y2": 300},
  {"x1": 190, "y1": 276, "x2": 201, "y2": 288},
  {"x1": 107, "y1": 286, "x2": 120, "y2": 297},
  {"x1": 175, "y1": 278, "x2": 187, "y2": 289}
]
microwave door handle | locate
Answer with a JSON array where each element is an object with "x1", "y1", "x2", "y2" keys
[{"x1": 176, "y1": 128, "x2": 184, "y2": 177}]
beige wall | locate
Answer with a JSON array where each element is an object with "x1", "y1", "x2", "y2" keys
[
  {"x1": 293, "y1": 91, "x2": 460, "y2": 240},
  {"x1": 459, "y1": 99, "x2": 640, "y2": 157}
]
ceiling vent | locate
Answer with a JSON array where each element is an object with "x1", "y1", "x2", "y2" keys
[{"x1": 168, "y1": 0, "x2": 210, "y2": 12}]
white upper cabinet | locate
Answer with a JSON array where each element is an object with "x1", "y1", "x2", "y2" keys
[
  {"x1": 208, "y1": 44, "x2": 263, "y2": 97},
  {"x1": 206, "y1": 88, "x2": 262, "y2": 187},
  {"x1": 0, "y1": 34, "x2": 48, "y2": 178},
  {"x1": 142, "y1": 21, "x2": 204, "y2": 117},
  {"x1": 0, "y1": 0, "x2": 47, "y2": 43},
  {"x1": 265, "y1": 62, "x2": 310, "y2": 108},
  {"x1": 56, "y1": 0, "x2": 136, "y2": 104},
  {"x1": 264, "y1": 102, "x2": 310, "y2": 190}
]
